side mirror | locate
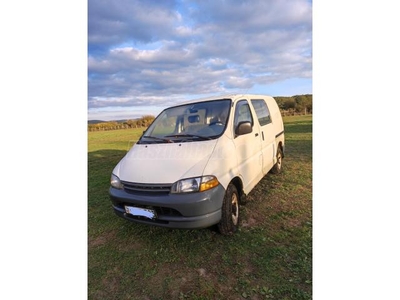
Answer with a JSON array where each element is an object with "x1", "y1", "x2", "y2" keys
[{"x1": 235, "y1": 121, "x2": 252, "y2": 136}]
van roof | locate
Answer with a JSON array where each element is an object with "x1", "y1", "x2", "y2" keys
[{"x1": 178, "y1": 94, "x2": 275, "y2": 106}]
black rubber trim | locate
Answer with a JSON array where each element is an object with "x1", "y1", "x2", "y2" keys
[{"x1": 275, "y1": 130, "x2": 284, "y2": 138}]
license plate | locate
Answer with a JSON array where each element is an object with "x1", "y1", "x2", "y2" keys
[{"x1": 125, "y1": 206, "x2": 157, "y2": 219}]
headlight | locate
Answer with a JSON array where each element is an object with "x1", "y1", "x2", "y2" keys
[
  {"x1": 110, "y1": 174, "x2": 123, "y2": 189},
  {"x1": 171, "y1": 176, "x2": 219, "y2": 193}
]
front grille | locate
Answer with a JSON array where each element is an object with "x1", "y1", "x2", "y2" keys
[{"x1": 122, "y1": 181, "x2": 172, "y2": 194}]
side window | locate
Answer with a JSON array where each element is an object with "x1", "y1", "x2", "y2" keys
[
  {"x1": 234, "y1": 100, "x2": 253, "y2": 129},
  {"x1": 251, "y1": 99, "x2": 271, "y2": 126}
]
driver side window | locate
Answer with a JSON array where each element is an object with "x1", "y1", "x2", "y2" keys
[{"x1": 234, "y1": 100, "x2": 253, "y2": 130}]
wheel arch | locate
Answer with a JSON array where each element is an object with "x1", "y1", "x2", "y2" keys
[
  {"x1": 229, "y1": 176, "x2": 246, "y2": 204},
  {"x1": 277, "y1": 141, "x2": 285, "y2": 158}
]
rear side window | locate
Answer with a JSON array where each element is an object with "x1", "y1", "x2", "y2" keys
[{"x1": 251, "y1": 99, "x2": 271, "y2": 126}]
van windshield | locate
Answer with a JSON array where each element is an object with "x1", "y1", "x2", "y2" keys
[{"x1": 139, "y1": 99, "x2": 231, "y2": 144}]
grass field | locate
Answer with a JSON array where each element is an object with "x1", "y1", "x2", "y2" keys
[{"x1": 88, "y1": 115, "x2": 312, "y2": 300}]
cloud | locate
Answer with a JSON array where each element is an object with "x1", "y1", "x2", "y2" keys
[
  {"x1": 88, "y1": 0, "x2": 312, "y2": 119},
  {"x1": 188, "y1": 0, "x2": 311, "y2": 30},
  {"x1": 88, "y1": 0, "x2": 180, "y2": 52}
]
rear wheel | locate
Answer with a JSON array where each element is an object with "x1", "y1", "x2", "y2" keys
[
  {"x1": 218, "y1": 183, "x2": 240, "y2": 235},
  {"x1": 271, "y1": 147, "x2": 283, "y2": 174}
]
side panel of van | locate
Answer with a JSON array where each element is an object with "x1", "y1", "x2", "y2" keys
[
  {"x1": 232, "y1": 99, "x2": 263, "y2": 194},
  {"x1": 250, "y1": 98, "x2": 275, "y2": 174},
  {"x1": 265, "y1": 97, "x2": 285, "y2": 166},
  {"x1": 202, "y1": 135, "x2": 236, "y2": 190}
]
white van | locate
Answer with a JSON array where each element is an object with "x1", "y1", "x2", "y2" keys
[{"x1": 109, "y1": 94, "x2": 285, "y2": 234}]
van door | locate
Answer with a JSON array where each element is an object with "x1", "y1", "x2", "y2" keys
[
  {"x1": 251, "y1": 99, "x2": 275, "y2": 174},
  {"x1": 233, "y1": 99, "x2": 263, "y2": 193}
]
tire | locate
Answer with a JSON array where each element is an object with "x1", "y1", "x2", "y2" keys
[
  {"x1": 271, "y1": 147, "x2": 283, "y2": 174},
  {"x1": 218, "y1": 183, "x2": 240, "y2": 235}
]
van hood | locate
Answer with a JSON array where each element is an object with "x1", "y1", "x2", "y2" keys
[{"x1": 115, "y1": 140, "x2": 218, "y2": 184}]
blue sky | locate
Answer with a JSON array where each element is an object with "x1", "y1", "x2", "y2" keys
[{"x1": 88, "y1": 0, "x2": 312, "y2": 120}]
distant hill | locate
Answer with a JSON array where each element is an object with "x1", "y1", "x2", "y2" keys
[
  {"x1": 88, "y1": 119, "x2": 133, "y2": 124},
  {"x1": 88, "y1": 120, "x2": 106, "y2": 124}
]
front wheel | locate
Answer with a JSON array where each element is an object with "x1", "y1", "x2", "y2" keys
[
  {"x1": 218, "y1": 183, "x2": 240, "y2": 235},
  {"x1": 271, "y1": 147, "x2": 283, "y2": 174}
]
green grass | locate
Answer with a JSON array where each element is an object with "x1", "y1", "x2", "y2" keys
[{"x1": 88, "y1": 115, "x2": 312, "y2": 299}]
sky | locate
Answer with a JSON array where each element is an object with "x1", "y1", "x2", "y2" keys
[{"x1": 88, "y1": 0, "x2": 312, "y2": 121}]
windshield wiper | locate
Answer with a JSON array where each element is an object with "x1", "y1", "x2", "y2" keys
[
  {"x1": 165, "y1": 134, "x2": 212, "y2": 140},
  {"x1": 141, "y1": 135, "x2": 174, "y2": 143}
]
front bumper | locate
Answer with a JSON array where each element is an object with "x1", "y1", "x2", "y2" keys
[{"x1": 109, "y1": 184, "x2": 225, "y2": 229}]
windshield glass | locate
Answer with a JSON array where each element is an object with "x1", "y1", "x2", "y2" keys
[{"x1": 139, "y1": 99, "x2": 231, "y2": 144}]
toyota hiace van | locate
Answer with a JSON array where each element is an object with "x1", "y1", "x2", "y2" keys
[{"x1": 109, "y1": 94, "x2": 285, "y2": 234}]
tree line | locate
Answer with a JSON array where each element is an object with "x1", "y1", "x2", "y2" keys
[
  {"x1": 88, "y1": 115, "x2": 155, "y2": 131},
  {"x1": 275, "y1": 94, "x2": 312, "y2": 115},
  {"x1": 88, "y1": 94, "x2": 312, "y2": 131}
]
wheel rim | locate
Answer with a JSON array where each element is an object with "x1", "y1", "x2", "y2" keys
[
  {"x1": 231, "y1": 193, "x2": 239, "y2": 225},
  {"x1": 277, "y1": 152, "x2": 282, "y2": 169}
]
